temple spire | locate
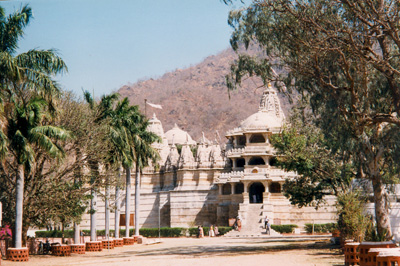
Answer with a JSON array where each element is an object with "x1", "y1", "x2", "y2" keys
[{"x1": 258, "y1": 82, "x2": 283, "y2": 118}]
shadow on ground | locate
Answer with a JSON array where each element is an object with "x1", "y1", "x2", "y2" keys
[{"x1": 122, "y1": 241, "x2": 342, "y2": 259}]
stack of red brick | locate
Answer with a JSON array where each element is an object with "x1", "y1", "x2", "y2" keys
[{"x1": 344, "y1": 241, "x2": 400, "y2": 266}]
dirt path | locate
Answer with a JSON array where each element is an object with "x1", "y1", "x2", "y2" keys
[{"x1": 1, "y1": 238, "x2": 344, "y2": 266}]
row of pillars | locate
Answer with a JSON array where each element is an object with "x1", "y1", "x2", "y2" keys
[
  {"x1": 231, "y1": 133, "x2": 270, "y2": 146},
  {"x1": 231, "y1": 157, "x2": 270, "y2": 168},
  {"x1": 217, "y1": 181, "x2": 271, "y2": 195}
]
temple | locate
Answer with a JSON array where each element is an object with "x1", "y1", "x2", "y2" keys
[{"x1": 79, "y1": 84, "x2": 337, "y2": 234}]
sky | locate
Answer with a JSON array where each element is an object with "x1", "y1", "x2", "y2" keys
[{"x1": 1, "y1": 0, "x2": 246, "y2": 97}]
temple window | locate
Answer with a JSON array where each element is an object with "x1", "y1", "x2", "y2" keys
[
  {"x1": 248, "y1": 157, "x2": 265, "y2": 165},
  {"x1": 269, "y1": 157, "x2": 278, "y2": 166},
  {"x1": 237, "y1": 136, "x2": 246, "y2": 146},
  {"x1": 270, "y1": 182, "x2": 281, "y2": 193},
  {"x1": 236, "y1": 158, "x2": 245, "y2": 168},
  {"x1": 249, "y1": 134, "x2": 266, "y2": 143},
  {"x1": 222, "y1": 183, "x2": 231, "y2": 195},
  {"x1": 235, "y1": 183, "x2": 244, "y2": 194}
]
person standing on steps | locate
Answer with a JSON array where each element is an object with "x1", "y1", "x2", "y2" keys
[
  {"x1": 266, "y1": 220, "x2": 271, "y2": 235},
  {"x1": 264, "y1": 216, "x2": 269, "y2": 229},
  {"x1": 237, "y1": 218, "x2": 242, "y2": 232}
]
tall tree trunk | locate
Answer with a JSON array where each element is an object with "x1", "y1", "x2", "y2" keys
[
  {"x1": 14, "y1": 164, "x2": 24, "y2": 248},
  {"x1": 372, "y1": 176, "x2": 392, "y2": 239},
  {"x1": 115, "y1": 166, "x2": 122, "y2": 238},
  {"x1": 125, "y1": 167, "x2": 131, "y2": 237},
  {"x1": 74, "y1": 222, "x2": 80, "y2": 244},
  {"x1": 361, "y1": 132, "x2": 392, "y2": 240},
  {"x1": 105, "y1": 177, "x2": 110, "y2": 238},
  {"x1": 134, "y1": 164, "x2": 140, "y2": 236},
  {"x1": 61, "y1": 222, "x2": 65, "y2": 244},
  {"x1": 90, "y1": 188, "x2": 97, "y2": 241}
]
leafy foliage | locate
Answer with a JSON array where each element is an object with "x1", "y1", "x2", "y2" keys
[
  {"x1": 225, "y1": 0, "x2": 400, "y2": 240},
  {"x1": 336, "y1": 192, "x2": 373, "y2": 242},
  {"x1": 270, "y1": 224, "x2": 298, "y2": 234},
  {"x1": 304, "y1": 223, "x2": 337, "y2": 234}
]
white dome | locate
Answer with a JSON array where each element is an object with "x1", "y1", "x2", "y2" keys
[
  {"x1": 165, "y1": 124, "x2": 196, "y2": 145},
  {"x1": 240, "y1": 110, "x2": 284, "y2": 129}
]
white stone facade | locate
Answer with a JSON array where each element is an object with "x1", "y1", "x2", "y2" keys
[{"x1": 80, "y1": 84, "x2": 337, "y2": 231}]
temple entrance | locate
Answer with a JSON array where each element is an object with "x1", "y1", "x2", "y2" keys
[{"x1": 249, "y1": 182, "x2": 265, "y2": 203}]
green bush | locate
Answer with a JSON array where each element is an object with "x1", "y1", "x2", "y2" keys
[
  {"x1": 36, "y1": 226, "x2": 233, "y2": 239},
  {"x1": 271, "y1": 224, "x2": 298, "y2": 233},
  {"x1": 139, "y1": 227, "x2": 185, "y2": 237},
  {"x1": 304, "y1": 223, "x2": 337, "y2": 233},
  {"x1": 217, "y1": 226, "x2": 232, "y2": 236}
]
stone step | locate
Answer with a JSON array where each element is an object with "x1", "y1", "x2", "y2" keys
[
  {"x1": 224, "y1": 228, "x2": 281, "y2": 237},
  {"x1": 229, "y1": 203, "x2": 281, "y2": 238}
]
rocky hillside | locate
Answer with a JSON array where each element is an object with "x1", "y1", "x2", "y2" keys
[{"x1": 118, "y1": 47, "x2": 292, "y2": 141}]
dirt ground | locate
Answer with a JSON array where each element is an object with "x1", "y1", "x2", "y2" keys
[{"x1": 1, "y1": 237, "x2": 344, "y2": 266}]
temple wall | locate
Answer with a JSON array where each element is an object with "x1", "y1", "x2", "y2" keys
[{"x1": 169, "y1": 189, "x2": 218, "y2": 227}]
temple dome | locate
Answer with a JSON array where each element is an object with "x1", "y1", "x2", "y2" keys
[
  {"x1": 165, "y1": 124, "x2": 196, "y2": 145},
  {"x1": 147, "y1": 113, "x2": 165, "y2": 138},
  {"x1": 226, "y1": 83, "x2": 285, "y2": 136},
  {"x1": 240, "y1": 110, "x2": 284, "y2": 129}
]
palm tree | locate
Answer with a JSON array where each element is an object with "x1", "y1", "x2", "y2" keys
[
  {"x1": 131, "y1": 114, "x2": 160, "y2": 236},
  {"x1": 83, "y1": 91, "x2": 120, "y2": 241},
  {"x1": 3, "y1": 98, "x2": 69, "y2": 248},
  {"x1": 110, "y1": 98, "x2": 140, "y2": 238},
  {"x1": 106, "y1": 97, "x2": 159, "y2": 238},
  {"x1": 0, "y1": 5, "x2": 67, "y2": 248}
]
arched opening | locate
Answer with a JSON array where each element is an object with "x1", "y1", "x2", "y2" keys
[
  {"x1": 249, "y1": 182, "x2": 265, "y2": 203},
  {"x1": 236, "y1": 158, "x2": 245, "y2": 168},
  {"x1": 249, "y1": 134, "x2": 266, "y2": 143},
  {"x1": 222, "y1": 183, "x2": 231, "y2": 195},
  {"x1": 248, "y1": 157, "x2": 265, "y2": 165},
  {"x1": 270, "y1": 182, "x2": 281, "y2": 193},
  {"x1": 269, "y1": 157, "x2": 278, "y2": 167},
  {"x1": 235, "y1": 183, "x2": 244, "y2": 194},
  {"x1": 237, "y1": 136, "x2": 246, "y2": 146}
]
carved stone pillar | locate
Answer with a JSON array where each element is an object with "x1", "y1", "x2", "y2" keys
[
  {"x1": 218, "y1": 184, "x2": 223, "y2": 195},
  {"x1": 242, "y1": 192, "x2": 249, "y2": 204},
  {"x1": 245, "y1": 134, "x2": 250, "y2": 144},
  {"x1": 230, "y1": 183, "x2": 235, "y2": 194}
]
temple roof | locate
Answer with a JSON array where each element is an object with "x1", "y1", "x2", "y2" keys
[
  {"x1": 165, "y1": 123, "x2": 196, "y2": 145},
  {"x1": 226, "y1": 83, "x2": 285, "y2": 136},
  {"x1": 147, "y1": 113, "x2": 165, "y2": 139}
]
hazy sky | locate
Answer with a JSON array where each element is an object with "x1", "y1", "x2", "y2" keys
[{"x1": 2, "y1": 0, "x2": 245, "y2": 97}]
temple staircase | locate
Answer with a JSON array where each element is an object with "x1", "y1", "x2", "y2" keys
[{"x1": 224, "y1": 203, "x2": 281, "y2": 237}]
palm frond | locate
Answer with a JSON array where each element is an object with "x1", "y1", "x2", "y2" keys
[
  {"x1": 0, "y1": 4, "x2": 32, "y2": 54},
  {"x1": 16, "y1": 49, "x2": 67, "y2": 75},
  {"x1": 28, "y1": 127, "x2": 67, "y2": 159}
]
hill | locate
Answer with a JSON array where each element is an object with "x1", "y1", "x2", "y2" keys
[{"x1": 118, "y1": 47, "x2": 291, "y2": 141}]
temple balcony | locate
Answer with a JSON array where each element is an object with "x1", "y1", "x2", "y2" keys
[{"x1": 225, "y1": 147, "x2": 245, "y2": 157}]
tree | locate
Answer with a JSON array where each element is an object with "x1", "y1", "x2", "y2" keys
[
  {"x1": 83, "y1": 92, "x2": 120, "y2": 241},
  {"x1": 225, "y1": 0, "x2": 400, "y2": 239},
  {"x1": 131, "y1": 114, "x2": 160, "y2": 236},
  {"x1": 108, "y1": 98, "x2": 139, "y2": 238},
  {"x1": 0, "y1": 91, "x2": 107, "y2": 246},
  {"x1": 2, "y1": 98, "x2": 69, "y2": 248},
  {"x1": 270, "y1": 105, "x2": 354, "y2": 208},
  {"x1": 0, "y1": 5, "x2": 68, "y2": 248}
]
